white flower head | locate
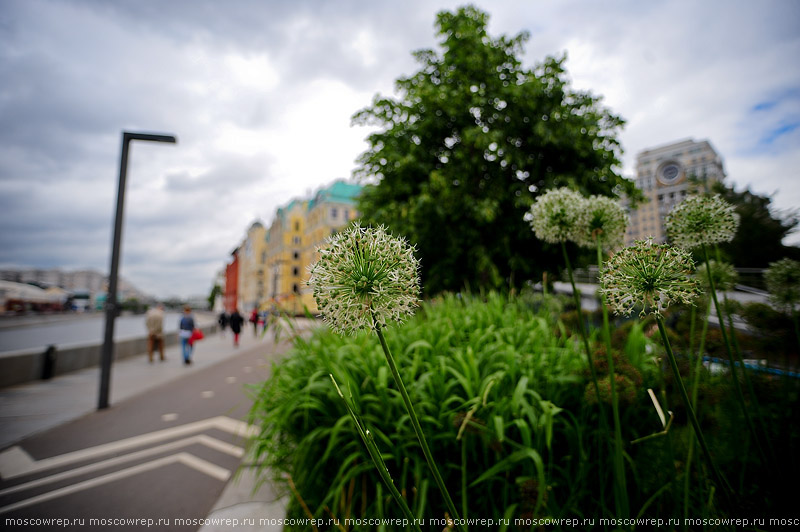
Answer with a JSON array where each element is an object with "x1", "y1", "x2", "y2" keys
[
  {"x1": 764, "y1": 258, "x2": 800, "y2": 311},
  {"x1": 697, "y1": 259, "x2": 738, "y2": 292},
  {"x1": 308, "y1": 222, "x2": 420, "y2": 334},
  {"x1": 600, "y1": 238, "x2": 700, "y2": 317},
  {"x1": 574, "y1": 195, "x2": 629, "y2": 252},
  {"x1": 665, "y1": 195, "x2": 740, "y2": 249},
  {"x1": 528, "y1": 187, "x2": 586, "y2": 244}
]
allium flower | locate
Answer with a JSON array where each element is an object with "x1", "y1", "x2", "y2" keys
[
  {"x1": 600, "y1": 238, "x2": 700, "y2": 317},
  {"x1": 528, "y1": 187, "x2": 586, "y2": 244},
  {"x1": 573, "y1": 195, "x2": 629, "y2": 252},
  {"x1": 697, "y1": 259, "x2": 739, "y2": 292},
  {"x1": 308, "y1": 222, "x2": 420, "y2": 334},
  {"x1": 764, "y1": 258, "x2": 800, "y2": 310},
  {"x1": 665, "y1": 195, "x2": 740, "y2": 249}
]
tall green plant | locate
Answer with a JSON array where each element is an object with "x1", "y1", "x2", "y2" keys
[
  {"x1": 573, "y1": 193, "x2": 631, "y2": 518},
  {"x1": 666, "y1": 195, "x2": 768, "y2": 466},
  {"x1": 600, "y1": 238, "x2": 733, "y2": 506},
  {"x1": 527, "y1": 187, "x2": 617, "y2": 514},
  {"x1": 307, "y1": 223, "x2": 465, "y2": 531}
]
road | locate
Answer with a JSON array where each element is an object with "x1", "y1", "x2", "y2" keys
[{"x1": 0, "y1": 334, "x2": 288, "y2": 531}]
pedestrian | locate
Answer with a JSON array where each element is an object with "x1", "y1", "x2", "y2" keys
[
  {"x1": 229, "y1": 308, "x2": 244, "y2": 347},
  {"x1": 179, "y1": 305, "x2": 195, "y2": 365},
  {"x1": 145, "y1": 303, "x2": 165, "y2": 363},
  {"x1": 218, "y1": 311, "x2": 229, "y2": 337},
  {"x1": 250, "y1": 308, "x2": 259, "y2": 336}
]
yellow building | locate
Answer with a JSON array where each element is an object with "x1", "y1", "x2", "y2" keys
[
  {"x1": 264, "y1": 199, "x2": 309, "y2": 316},
  {"x1": 264, "y1": 180, "x2": 361, "y2": 315},
  {"x1": 237, "y1": 221, "x2": 267, "y2": 312}
]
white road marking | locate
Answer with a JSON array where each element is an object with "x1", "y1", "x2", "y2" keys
[
  {"x1": 201, "y1": 390, "x2": 215, "y2": 398},
  {"x1": 0, "y1": 416, "x2": 256, "y2": 480},
  {"x1": 243, "y1": 366, "x2": 253, "y2": 373},
  {"x1": 226, "y1": 376, "x2": 237, "y2": 383},
  {"x1": 0, "y1": 434, "x2": 243, "y2": 497},
  {"x1": 161, "y1": 413, "x2": 179, "y2": 422},
  {"x1": 0, "y1": 453, "x2": 230, "y2": 514}
]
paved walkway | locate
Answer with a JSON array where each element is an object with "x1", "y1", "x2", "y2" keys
[{"x1": 0, "y1": 318, "x2": 318, "y2": 530}]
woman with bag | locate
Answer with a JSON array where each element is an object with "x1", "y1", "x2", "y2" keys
[{"x1": 179, "y1": 305, "x2": 196, "y2": 365}]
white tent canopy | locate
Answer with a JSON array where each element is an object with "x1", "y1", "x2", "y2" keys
[{"x1": 0, "y1": 280, "x2": 66, "y2": 305}]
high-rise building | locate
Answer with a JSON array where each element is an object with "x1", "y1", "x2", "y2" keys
[{"x1": 625, "y1": 138, "x2": 726, "y2": 245}]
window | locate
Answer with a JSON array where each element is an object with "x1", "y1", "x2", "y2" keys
[
  {"x1": 294, "y1": 221, "x2": 300, "y2": 231},
  {"x1": 293, "y1": 267, "x2": 299, "y2": 276},
  {"x1": 293, "y1": 251, "x2": 299, "y2": 260},
  {"x1": 331, "y1": 207, "x2": 338, "y2": 219},
  {"x1": 293, "y1": 236, "x2": 301, "y2": 245},
  {"x1": 343, "y1": 209, "x2": 349, "y2": 220},
  {"x1": 292, "y1": 283, "x2": 300, "y2": 294}
]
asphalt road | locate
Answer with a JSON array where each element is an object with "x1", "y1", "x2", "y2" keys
[{"x1": 0, "y1": 338, "x2": 285, "y2": 531}]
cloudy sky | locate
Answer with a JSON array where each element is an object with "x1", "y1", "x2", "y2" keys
[{"x1": 1, "y1": 0, "x2": 798, "y2": 299}]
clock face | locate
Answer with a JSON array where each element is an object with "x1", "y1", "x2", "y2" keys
[{"x1": 658, "y1": 163, "x2": 681, "y2": 185}]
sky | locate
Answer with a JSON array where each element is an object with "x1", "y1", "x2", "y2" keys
[{"x1": 1, "y1": 0, "x2": 798, "y2": 299}]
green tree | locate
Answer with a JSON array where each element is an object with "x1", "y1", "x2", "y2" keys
[
  {"x1": 711, "y1": 181, "x2": 800, "y2": 268},
  {"x1": 352, "y1": 5, "x2": 637, "y2": 295},
  {"x1": 207, "y1": 284, "x2": 222, "y2": 310}
]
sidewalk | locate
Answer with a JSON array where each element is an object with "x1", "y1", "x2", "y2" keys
[{"x1": 0, "y1": 318, "x2": 317, "y2": 529}]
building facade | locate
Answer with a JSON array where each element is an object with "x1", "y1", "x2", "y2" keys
[
  {"x1": 237, "y1": 221, "x2": 267, "y2": 312},
  {"x1": 264, "y1": 199, "x2": 309, "y2": 315},
  {"x1": 625, "y1": 138, "x2": 726, "y2": 245},
  {"x1": 224, "y1": 248, "x2": 240, "y2": 312},
  {"x1": 261, "y1": 180, "x2": 362, "y2": 315}
]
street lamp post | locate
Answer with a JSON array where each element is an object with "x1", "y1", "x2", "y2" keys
[{"x1": 98, "y1": 131, "x2": 177, "y2": 410}]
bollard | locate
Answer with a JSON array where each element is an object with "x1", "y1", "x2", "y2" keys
[{"x1": 41, "y1": 345, "x2": 57, "y2": 380}]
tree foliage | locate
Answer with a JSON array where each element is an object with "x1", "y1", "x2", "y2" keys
[
  {"x1": 207, "y1": 284, "x2": 222, "y2": 310},
  {"x1": 352, "y1": 5, "x2": 637, "y2": 295},
  {"x1": 711, "y1": 181, "x2": 800, "y2": 267}
]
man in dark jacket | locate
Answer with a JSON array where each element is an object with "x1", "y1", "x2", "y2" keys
[{"x1": 229, "y1": 308, "x2": 244, "y2": 347}]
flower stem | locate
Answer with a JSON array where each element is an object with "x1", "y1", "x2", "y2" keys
[
  {"x1": 701, "y1": 244, "x2": 768, "y2": 466},
  {"x1": 461, "y1": 437, "x2": 469, "y2": 526},
  {"x1": 656, "y1": 316, "x2": 732, "y2": 506},
  {"x1": 330, "y1": 375, "x2": 422, "y2": 532},
  {"x1": 714, "y1": 248, "x2": 774, "y2": 462},
  {"x1": 373, "y1": 320, "x2": 465, "y2": 532},
  {"x1": 561, "y1": 241, "x2": 611, "y2": 513},
  {"x1": 561, "y1": 242, "x2": 605, "y2": 411},
  {"x1": 596, "y1": 239, "x2": 629, "y2": 518},
  {"x1": 685, "y1": 299, "x2": 711, "y2": 523}
]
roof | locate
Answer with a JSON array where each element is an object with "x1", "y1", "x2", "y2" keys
[{"x1": 308, "y1": 180, "x2": 362, "y2": 209}]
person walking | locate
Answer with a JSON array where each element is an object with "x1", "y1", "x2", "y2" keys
[
  {"x1": 218, "y1": 311, "x2": 229, "y2": 337},
  {"x1": 179, "y1": 305, "x2": 195, "y2": 365},
  {"x1": 145, "y1": 303, "x2": 165, "y2": 363},
  {"x1": 250, "y1": 308, "x2": 259, "y2": 336},
  {"x1": 229, "y1": 308, "x2": 244, "y2": 347}
]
